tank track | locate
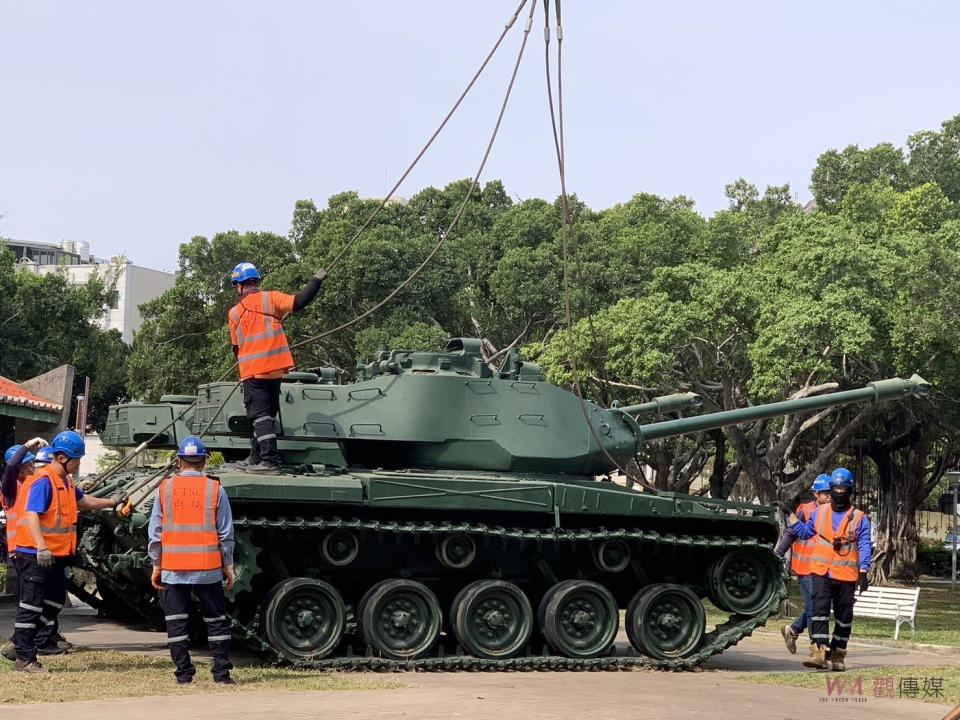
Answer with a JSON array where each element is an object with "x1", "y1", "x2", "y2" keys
[{"x1": 227, "y1": 515, "x2": 788, "y2": 671}]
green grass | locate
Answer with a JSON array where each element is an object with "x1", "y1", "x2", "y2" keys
[
  {"x1": 0, "y1": 650, "x2": 402, "y2": 704},
  {"x1": 701, "y1": 582, "x2": 960, "y2": 647},
  {"x1": 742, "y1": 665, "x2": 960, "y2": 704},
  {"x1": 0, "y1": 562, "x2": 6, "y2": 590}
]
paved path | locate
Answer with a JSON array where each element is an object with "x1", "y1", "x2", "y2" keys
[
  {"x1": 5, "y1": 672, "x2": 956, "y2": 720},
  {"x1": 2, "y1": 600, "x2": 957, "y2": 719}
]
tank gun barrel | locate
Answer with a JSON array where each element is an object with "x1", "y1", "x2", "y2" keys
[
  {"x1": 635, "y1": 374, "x2": 929, "y2": 443},
  {"x1": 614, "y1": 392, "x2": 703, "y2": 416}
]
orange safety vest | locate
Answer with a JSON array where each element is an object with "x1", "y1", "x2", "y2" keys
[
  {"x1": 790, "y1": 500, "x2": 817, "y2": 576},
  {"x1": 15, "y1": 471, "x2": 78, "y2": 557},
  {"x1": 807, "y1": 505, "x2": 865, "y2": 582},
  {"x1": 3, "y1": 471, "x2": 35, "y2": 554},
  {"x1": 228, "y1": 289, "x2": 295, "y2": 381},
  {"x1": 159, "y1": 474, "x2": 222, "y2": 572}
]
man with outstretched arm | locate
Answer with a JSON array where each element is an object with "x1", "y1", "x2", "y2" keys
[{"x1": 228, "y1": 262, "x2": 328, "y2": 475}]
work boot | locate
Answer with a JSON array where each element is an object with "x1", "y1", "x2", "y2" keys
[
  {"x1": 242, "y1": 462, "x2": 281, "y2": 476},
  {"x1": 831, "y1": 648, "x2": 847, "y2": 672},
  {"x1": 781, "y1": 625, "x2": 798, "y2": 654},
  {"x1": 215, "y1": 675, "x2": 236, "y2": 685},
  {"x1": 12, "y1": 659, "x2": 46, "y2": 674},
  {"x1": 0, "y1": 641, "x2": 15, "y2": 661},
  {"x1": 37, "y1": 642, "x2": 67, "y2": 656},
  {"x1": 802, "y1": 643, "x2": 828, "y2": 670},
  {"x1": 231, "y1": 455, "x2": 257, "y2": 470}
]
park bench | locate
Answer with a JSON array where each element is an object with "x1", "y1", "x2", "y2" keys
[{"x1": 852, "y1": 585, "x2": 921, "y2": 640}]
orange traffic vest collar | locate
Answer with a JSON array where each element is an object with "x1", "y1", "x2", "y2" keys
[
  {"x1": 790, "y1": 500, "x2": 817, "y2": 576},
  {"x1": 807, "y1": 505, "x2": 864, "y2": 581},
  {"x1": 15, "y1": 468, "x2": 78, "y2": 557},
  {"x1": 229, "y1": 288, "x2": 294, "y2": 381},
  {"x1": 159, "y1": 474, "x2": 222, "y2": 572}
]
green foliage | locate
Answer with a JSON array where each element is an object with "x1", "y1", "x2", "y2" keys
[
  {"x1": 0, "y1": 249, "x2": 128, "y2": 430},
  {"x1": 917, "y1": 539, "x2": 953, "y2": 577}
]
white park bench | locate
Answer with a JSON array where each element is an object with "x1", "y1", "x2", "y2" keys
[{"x1": 852, "y1": 586, "x2": 921, "y2": 640}]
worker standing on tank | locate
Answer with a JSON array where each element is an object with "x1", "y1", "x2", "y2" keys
[
  {"x1": 228, "y1": 262, "x2": 328, "y2": 475},
  {"x1": 148, "y1": 436, "x2": 236, "y2": 685},
  {"x1": 777, "y1": 474, "x2": 832, "y2": 655},
  {"x1": 789, "y1": 467, "x2": 872, "y2": 672},
  {"x1": 11, "y1": 431, "x2": 123, "y2": 673}
]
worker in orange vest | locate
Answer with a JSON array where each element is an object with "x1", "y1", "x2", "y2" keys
[
  {"x1": 789, "y1": 467, "x2": 872, "y2": 672},
  {"x1": 777, "y1": 474, "x2": 831, "y2": 654},
  {"x1": 148, "y1": 436, "x2": 236, "y2": 685},
  {"x1": 11, "y1": 431, "x2": 123, "y2": 674},
  {"x1": 228, "y1": 261, "x2": 327, "y2": 475}
]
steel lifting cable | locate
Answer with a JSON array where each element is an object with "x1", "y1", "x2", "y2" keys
[
  {"x1": 543, "y1": 0, "x2": 657, "y2": 493},
  {"x1": 93, "y1": 1, "x2": 539, "y2": 498},
  {"x1": 288, "y1": 0, "x2": 539, "y2": 352},
  {"x1": 323, "y1": 0, "x2": 531, "y2": 272}
]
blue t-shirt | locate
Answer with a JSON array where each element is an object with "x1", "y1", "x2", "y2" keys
[{"x1": 17, "y1": 474, "x2": 83, "y2": 555}]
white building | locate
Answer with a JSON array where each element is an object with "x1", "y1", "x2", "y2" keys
[{"x1": 3, "y1": 239, "x2": 175, "y2": 343}]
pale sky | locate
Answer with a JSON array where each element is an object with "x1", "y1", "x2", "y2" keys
[{"x1": 2, "y1": 1, "x2": 959, "y2": 271}]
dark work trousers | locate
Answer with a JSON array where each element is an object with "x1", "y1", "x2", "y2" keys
[
  {"x1": 241, "y1": 378, "x2": 282, "y2": 466},
  {"x1": 12, "y1": 554, "x2": 68, "y2": 662},
  {"x1": 790, "y1": 574, "x2": 814, "y2": 639},
  {"x1": 809, "y1": 573, "x2": 856, "y2": 652},
  {"x1": 162, "y1": 582, "x2": 233, "y2": 682}
]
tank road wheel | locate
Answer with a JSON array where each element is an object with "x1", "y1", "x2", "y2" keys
[
  {"x1": 707, "y1": 548, "x2": 779, "y2": 616},
  {"x1": 320, "y1": 530, "x2": 359, "y2": 567},
  {"x1": 262, "y1": 578, "x2": 346, "y2": 661},
  {"x1": 436, "y1": 534, "x2": 477, "y2": 569},
  {"x1": 538, "y1": 580, "x2": 619, "y2": 659},
  {"x1": 361, "y1": 579, "x2": 442, "y2": 660},
  {"x1": 626, "y1": 583, "x2": 705, "y2": 660},
  {"x1": 451, "y1": 580, "x2": 533, "y2": 659},
  {"x1": 592, "y1": 539, "x2": 631, "y2": 573}
]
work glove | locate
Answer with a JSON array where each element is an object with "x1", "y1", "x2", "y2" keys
[
  {"x1": 223, "y1": 565, "x2": 236, "y2": 592},
  {"x1": 109, "y1": 491, "x2": 129, "y2": 507},
  {"x1": 857, "y1": 570, "x2": 869, "y2": 594},
  {"x1": 774, "y1": 550, "x2": 785, "y2": 560},
  {"x1": 37, "y1": 548, "x2": 54, "y2": 568},
  {"x1": 315, "y1": 267, "x2": 328, "y2": 283},
  {"x1": 25, "y1": 437, "x2": 49, "y2": 450},
  {"x1": 151, "y1": 566, "x2": 164, "y2": 591}
]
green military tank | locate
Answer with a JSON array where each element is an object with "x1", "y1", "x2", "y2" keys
[{"x1": 79, "y1": 338, "x2": 927, "y2": 670}]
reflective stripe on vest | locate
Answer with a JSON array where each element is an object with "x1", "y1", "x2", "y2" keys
[
  {"x1": 15, "y1": 472, "x2": 78, "y2": 557},
  {"x1": 229, "y1": 289, "x2": 294, "y2": 380},
  {"x1": 159, "y1": 475, "x2": 221, "y2": 571},
  {"x1": 807, "y1": 506, "x2": 864, "y2": 581},
  {"x1": 790, "y1": 501, "x2": 817, "y2": 576}
]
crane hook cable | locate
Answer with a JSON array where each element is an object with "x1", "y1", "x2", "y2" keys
[
  {"x1": 543, "y1": 0, "x2": 658, "y2": 494},
  {"x1": 90, "y1": 3, "x2": 533, "y2": 491},
  {"x1": 101, "y1": 0, "x2": 540, "y2": 508},
  {"x1": 324, "y1": 0, "x2": 531, "y2": 272}
]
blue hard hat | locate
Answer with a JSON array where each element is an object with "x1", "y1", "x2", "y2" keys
[
  {"x1": 4, "y1": 444, "x2": 36, "y2": 466},
  {"x1": 34, "y1": 446, "x2": 53, "y2": 466},
  {"x1": 230, "y1": 262, "x2": 261, "y2": 285},
  {"x1": 812, "y1": 474, "x2": 831, "y2": 493},
  {"x1": 830, "y1": 467, "x2": 854, "y2": 488},
  {"x1": 177, "y1": 435, "x2": 208, "y2": 459},
  {"x1": 50, "y1": 430, "x2": 86, "y2": 459}
]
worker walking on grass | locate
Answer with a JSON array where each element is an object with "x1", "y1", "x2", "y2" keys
[
  {"x1": 11, "y1": 431, "x2": 123, "y2": 674},
  {"x1": 776, "y1": 473, "x2": 832, "y2": 655},
  {"x1": 148, "y1": 436, "x2": 236, "y2": 685},
  {"x1": 789, "y1": 467, "x2": 872, "y2": 672},
  {"x1": 228, "y1": 261, "x2": 328, "y2": 475}
]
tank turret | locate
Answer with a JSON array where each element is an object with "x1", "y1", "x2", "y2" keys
[{"x1": 103, "y1": 339, "x2": 929, "y2": 477}]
